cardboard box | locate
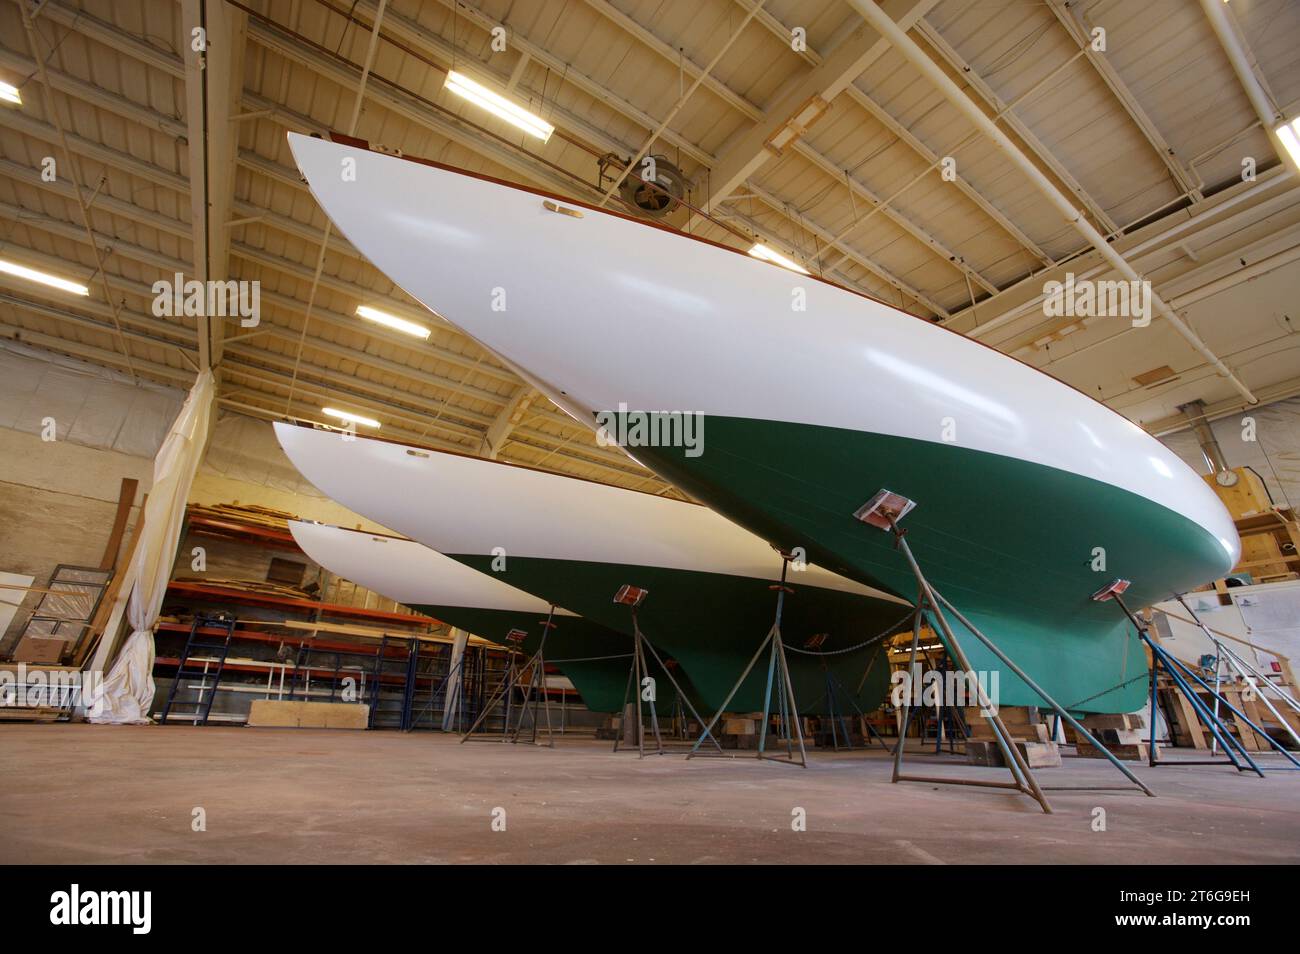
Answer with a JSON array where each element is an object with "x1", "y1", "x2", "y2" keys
[{"x1": 13, "y1": 636, "x2": 69, "y2": 665}]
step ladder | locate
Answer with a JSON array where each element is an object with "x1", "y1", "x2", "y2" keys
[{"x1": 159, "y1": 614, "x2": 236, "y2": 725}]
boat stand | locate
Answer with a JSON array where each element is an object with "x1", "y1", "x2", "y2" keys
[
  {"x1": 687, "y1": 555, "x2": 808, "y2": 766},
  {"x1": 1173, "y1": 595, "x2": 1300, "y2": 755},
  {"x1": 1099, "y1": 585, "x2": 1300, "y2": 775},
  {"x1": 612, "y1": 585, "x2": 721, "y2": 757},
  {"x1": 809, "y1": 656, "x2": 890, "y2": 751},
  {"x1": 459, "y1": 607, "x2": 557, "y2": 747},
  {"x1": 856, "y1": 490, "x2": 1156, "y2": 814}
]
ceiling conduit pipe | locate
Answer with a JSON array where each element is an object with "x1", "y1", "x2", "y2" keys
[
  {"x1": 1179, "y1": 399, "x2": 1230, "y2": 476},
  {"x1": 847, "y1": 0, "x2": 1258, "y2": 405},
  {"x1": 1199, "y1": 0, "x2": 1300, "y2": 181}
]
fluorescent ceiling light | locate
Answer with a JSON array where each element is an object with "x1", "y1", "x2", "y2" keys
[
  {"x1": 748, "y1": 243, "x2": 810, "y2": 275},
  {"x1": 0, "y1": 258, "x2": 89, "y2": 295},
  {"x1": 1276, "y1": 118, "x2": 1300, "y2": 167},
  {"x1": 356, "y1": 304, "x2": 431, "y2": 339},
  {"x1": 0, "y1": 81, "x2": 20, "y2": 105},
  {"x1": 323, "y1": 407, "x2": 381, "y2": 429},
  {"x1": 444, "y1": 70, "x2": 554, "y2": 142}
]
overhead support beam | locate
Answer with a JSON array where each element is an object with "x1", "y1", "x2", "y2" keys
[
  {"x1": 414, "y1": 0, "x2": 716, "y2": 167},
  {"x1": 580, "y1": 0, "x2": 763, "y2": 121},
  {"x1": 701, "y1": 0, "x2": 938, "y2": 211},
  {"x1": 598, "y1": 0, "x2": 768, "y2": 206},
  {"x1": 735, "y1": 1, "x2": 1052, "y2": 267},
  {"x1": 1047, "y1": 0, "x2": 1202, "y2": 201},
  {"x1": 911, "y1": 19, "x2": 1118, "y2": 236},
  {"x1": 0, "y1": 46, "x2": 188, "y2": 138},
  {"x1": 1199, "y1": 0, "x2": 1300, "y2": 181},
  {"x1": 580, "y1": 0, "x2": 933, "y2": 294},
  {"x1": 245, "y1": 17, "x2": 589, "y2": 199},
  {"x1": 16, "y1": 2, "x2": 138, "y2": 381},
  {"x1": 848, "y1": 0, "x2": 1256, "y2": 404},
  {"x1": 37, "y1": 1, "x2": 184, "y2": 78},
  {"x1": 741, "y1": 184, "x2": 952, "y2": 318},
  {"x1": 481, "y1": 387, "x2": 539, "y2": 459},
  {"x1": 36, "y1": 0, "x2": 893, "y2": 311},
  {"x1": 787, "y1": 139, "x2": 999, "y2": 296},
  {"x1": 181, "y1": 0, "x2": 248, "y2": 374},
  {"x1": 947, "y1": 167, "x2": 1296, "y2": 339}
]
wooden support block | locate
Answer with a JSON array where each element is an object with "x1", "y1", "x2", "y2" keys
[
  {"x1": 1014, "y1": 741, "x2": 1062, "y2": 768},
  {"x1": 247, "y1": 700, "x2": 369, "y2": 729},
  {"x1": 247, "y1": 700, "x2": 300, "y2": 727},
  {"x1": 1089, "y1": 728, "x2": 1146, "y2": 746},
  {"x1": 1081, "y1": 713, "x2": 1143, "y2": 731},
  {"x1": 322, "y1": 704, "x2": 370, "y2": 729},
  {"x1": 1077, "y1": 740, "x2": 1148, "y2": 761},
  {"x1": 965, "y1": 739, "x2": 1004, "y2": 766},
  {"x1": 722, "y1": 717, "x2": 756, "y2": 735}
]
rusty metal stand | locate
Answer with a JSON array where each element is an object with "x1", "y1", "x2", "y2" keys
[
  {"x1": 611, "y1": 586, "x2": 721, "y2": 757},
  {"x1": 687, "y1": 555, "x2": 808, "y2": 766},
  {"x1": 460, "y1": 606, "x2": 557, "y2": 747},
  {"x1": 857, "y1": 490, "x2": 1155, "y2": 814}
]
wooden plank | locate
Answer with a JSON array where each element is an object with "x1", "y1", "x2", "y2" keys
[
  {"x1": 74, "y1": 499, "x2": 146, "y2": 667},
  {"x1": 98, "y1": 478, "x2": 139, "y2": 571},
  {"x1": 0, "y1": 706, "x2": 61, "y2": 723},
  {"x1": 247, "y1": 699, "x2": 369, "y2": 729},
  {"x1": 164, "y1": 580, "x2": 432, "y2": 624}
]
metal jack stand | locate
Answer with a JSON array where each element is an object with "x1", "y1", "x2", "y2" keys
[
  {"x1": 460, "y1": 607, "x2": 557, "y2": 747},
  {"x1": 1099, "y1": 585, "x2": 1300, "y2": 775},
  {"x1": 858, "y1": 490, "x2": 1155, "y2": 814},
  {"x1": 810, "y1": 651, "x2": 890, "y2": 751},
  {"x1": 1173, "y1": 595, "x2": 1300, "y2": 758},
  {"x1": 688, "y1": 554, "x2": 808, "y2": 766},
  {"x1": 612, "y1": 585, "x2": 720, "y2": 757}
]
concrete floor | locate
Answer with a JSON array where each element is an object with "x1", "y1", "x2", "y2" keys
[{"x1": 1, "y1": 725, "x2": 1297, "y2": 864}]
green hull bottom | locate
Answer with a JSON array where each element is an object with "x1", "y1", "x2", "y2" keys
[
  {"x1": 446, "y1": 557, "x2": 897, "y2": 718},
  {"x1": 611, "y1": 415, "x2": 1234, "y2": 714},
  {"x1": 410, "y1": 604, "x2": 650, "y2": 713}
]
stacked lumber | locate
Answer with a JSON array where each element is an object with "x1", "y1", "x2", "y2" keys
[
  {"x1": 963, "y1": 706, "x2": 1060, "y2": 767},
  {"x1": 1073, "y1": 712, "x2": 1148, "y2": 760},
  {"x1": 171, "y1": 576, "x2": 311, "y2": 600},
  {"x1": 188, "y1": 502, "x2": 298, "y2": 531},
  {"x1": 962, "y1": 706, "x2": 1049, "y2": 741}
]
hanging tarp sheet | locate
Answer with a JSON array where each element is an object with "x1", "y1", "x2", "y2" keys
[{"x1": 88, "y1": 370, "x2": 214, "y2": 724}]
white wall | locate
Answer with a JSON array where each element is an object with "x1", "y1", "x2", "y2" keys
[
  {"x1": 0, "y1": 344, "x2": 392, "y2": 650},
  {"x1": 1162, "y1": 397, "x2": 1300, "y2": 509}
]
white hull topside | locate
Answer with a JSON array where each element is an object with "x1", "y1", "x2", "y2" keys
[
  {"x1": 275, "y1": 423, "x2": 906, "y2": 605},
  {"x1": 288, "y1": 520, "x2": 574, "y2": 615},
  {"x1": 286, "y1": 133, "x2": 1239, "y2": 563}
]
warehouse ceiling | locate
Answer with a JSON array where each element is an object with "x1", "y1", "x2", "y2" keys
[{"x1": 1, "y1": 0, "x2": 1298, "y2": 495}]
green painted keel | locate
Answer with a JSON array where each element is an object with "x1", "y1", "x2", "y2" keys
[
  {"x1": 604, "y1": 415, "x2": 1234, "y2": 714},
  {"x1": 446, "y1": 557, "x2": 897, "y2": 718}
]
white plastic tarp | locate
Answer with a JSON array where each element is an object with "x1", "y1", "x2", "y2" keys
[{"x1": 87, "y1": 370, "x2": 214, "y2": 724}]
